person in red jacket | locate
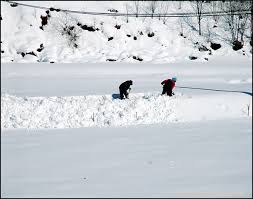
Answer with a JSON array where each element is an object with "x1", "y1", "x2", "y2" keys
[{"x1": 161, "y1": 76, "x2": 177, "y2": 96}]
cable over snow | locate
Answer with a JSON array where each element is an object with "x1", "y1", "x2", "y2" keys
[{"x1": 1, "y1": 92, "x2": 251, "y2": 129}]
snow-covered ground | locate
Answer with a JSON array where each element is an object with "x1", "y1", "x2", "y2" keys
[
  {"x1": 1, "y1": 55, "x2": 252, "y2": 197},
  {"x1": 1, "y1": 119, "x2": 252, "y2": 198}
]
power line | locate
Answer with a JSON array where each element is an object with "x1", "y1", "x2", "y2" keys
[{"x1": 3, "y1": 0, "x2": 252, "y2": 18}]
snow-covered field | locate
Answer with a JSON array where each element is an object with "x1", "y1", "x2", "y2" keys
[
  {"x1": 1, "y1": 1, "x2": 252, "y2": 198},
  {"x1": 1, "y1": 55, "x2": 252, "y2": 197}
]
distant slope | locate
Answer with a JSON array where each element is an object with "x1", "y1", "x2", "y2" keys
[{"x1": 1, "y1": 1, "x2": 252, "y2": 63}]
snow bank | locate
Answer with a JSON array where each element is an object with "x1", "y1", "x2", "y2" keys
[{"x1": 1, "y1": 92, "x2": 251, "y2": 129}]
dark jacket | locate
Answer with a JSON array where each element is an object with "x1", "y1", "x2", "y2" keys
[
  {"x1": 119, "y1": 80, "x2": 133, "y2": 91},
  {"x1": 161, "y1": 79, "x2": 175, "y2": 90}
]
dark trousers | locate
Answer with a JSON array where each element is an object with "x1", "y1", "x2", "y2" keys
[
  {"x1": 162, "y1": 86, "x2": 173, "y2": 96},
  {"x1": 120, "y1": 89, "x2": 128, "y2": 99}
]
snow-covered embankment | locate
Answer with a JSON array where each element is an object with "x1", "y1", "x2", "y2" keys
[{"x1": 1, "y1": 92, "x2": 251, "y2": 129}]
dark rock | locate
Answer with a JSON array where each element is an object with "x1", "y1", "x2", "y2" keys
[
  {"x1": 26, "y1": 51, "x2": 37, "y2": 57},
  {"x1": 210, "y1": 42, "x2": 221, "y2": 50},
  {"x1": 232, "y1": 40, "x2": 243, "y2": 51},
  {"x1": 40, "y1": 15, "x2": 48, "y2": 26},
  {"x1": 115, "y1": 25, "x2": 121, "y2": 29},
  {"x1": 127, "y1": 34, "x2": 131, "y2": 37},
  {"x1": 147, "y1": 32, "x2": 155, "y2": 37},
  {"x1": 69, "y1": 26, "x2": 75, "y2": 31},
  {"x1": 10, "y1": 3, "x2": 18, "y2": 7},
  {"x1": 198, "y1": 45, "x2": 209, "y2": 52},
  {"x1": 81, "y1": 24, "x2": 96, "y2": 32},
  {"x1": 1, "y1": 50, "x2": 4, "y2": 53},
  {"x1": 133, "y1": 36, "x2": 137, "y2": 40},
  {"x1": 106, "y1": 59, "x2": 117, "y2": 62},
  {"x1": 133, "y1": 56, "x2": 143, "y2": 61},
  {"x1": 37, "y1": 44, "x2": 44, "y2": 52},
  {"x1": 50, "y1": 61, "x2": 55, "y2": 63},
  {"x1": 108, "y1": 37, "x2": 113, "y2": 41},
  {"x1": 108, "y1": 9, "x2": 118, "y2": 13},
  {"x1": 189, "y1": 56, "x2": 198, "y2": 60}
]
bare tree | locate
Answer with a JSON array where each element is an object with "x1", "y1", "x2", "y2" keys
[
  {"x1": 191, "y1": 0, "x2": 204, "y2": 35},
  {"x1": 143, "y1": 1, "x2": 158, "y2": 19},
  {"x1": 125, "y1": 3, "x2": 129, "y2": 23},
  {"x1": 132, "y1": 1, "x2": 141, "y2": 18},
  {"x1": 157, "y1": 1, "x2": 170, "y2": 24},
  {"x1": 221, "y1": 0, "x2": 251, "y2": 46},
  {"x1": 208, "y1": 1, "x2": 222, "y2": 26},
  {"x1": 178, "y1": 1, "x2": 182, "y2": 10}
]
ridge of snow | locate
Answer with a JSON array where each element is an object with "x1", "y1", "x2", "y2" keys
[{"x1": 1, "y1": 92, "x2": 251, "y2": 129}]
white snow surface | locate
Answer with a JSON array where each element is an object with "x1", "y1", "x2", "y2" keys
[
  {"x1": 1, "y1": 92, "x2": 251, "y2": 129},
  {"x1": 1, "y1": 56, "x2": 252, "y2": 129}
]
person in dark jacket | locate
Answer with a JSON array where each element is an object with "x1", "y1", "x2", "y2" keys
[
  {"x1": 161, "y1": 77, "x2": 177, "y2": 96},
  {"x1": 119, "y1": 80, "x2": 133, "y2": 99}
]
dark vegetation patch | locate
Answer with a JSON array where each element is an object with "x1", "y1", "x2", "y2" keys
[
  {"x1": 115, "y1": 25, "x2": 121, "y2": 29},
  {"x1": 77, "y1": 23, "x2": 98, "y2": 32},
  {"x1": 10, "y1": 3, "x2": 18, "y2": 7},
  {"x1": 108, "y1": 37, "x2": 114, "y2": 41},
  {"x1": 106, "y1": 59, "x2": 117, "y2": 62},
  {"x1": 147, "y1": 32, "x2": 155, "y2": 37},
  {"x1": 210, "y1": 42, "x2": 221, "y2": 50},
  {"x1": 18, "y1": 51, "x2": 37, "y2": 57},
  {"x1": 232, "y1": 40, "x2": 243, "y2": 51},
  {"x1": 133, "y1": 56, "x2": 143, "y2": 61},
  {"x1": 37, "y1": 44, "x2": 44, "y2": 52},
  {"x1": 108, "y1": 9, "x2": 118, "y2": 13},
  {"x1": 198, "y1": 45, "x2": 209, "y2": 52},
  {"x1": 49, "y1": 7, "x2": 61, "y2": 12},
  {"x1": 40, "y1": 15, "x2": 49, "y2": 30},
  {"x1": 189, "y1": 56, "x2": 198, "y2": 60}
]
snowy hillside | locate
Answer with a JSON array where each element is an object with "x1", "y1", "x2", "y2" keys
[{"x1": 1, "y1": 1, "x2": 252, "y2": 63}]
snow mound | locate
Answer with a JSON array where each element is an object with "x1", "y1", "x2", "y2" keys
[{"x1": 1, "y1": 92, "x2": 251, "y2": 129}]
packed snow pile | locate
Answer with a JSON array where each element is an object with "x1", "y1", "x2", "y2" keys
[{"x1": 1, "y1": 92, "x2": 251, "y2": 129}]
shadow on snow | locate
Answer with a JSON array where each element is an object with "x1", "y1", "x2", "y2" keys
[{"x1": 176, "y1": 86, "x2": 252, "y2": 96}]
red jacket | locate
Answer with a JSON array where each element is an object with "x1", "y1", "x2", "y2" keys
[{"x1": 161, "y1": 79, "x2": 175, "y2": 90}]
